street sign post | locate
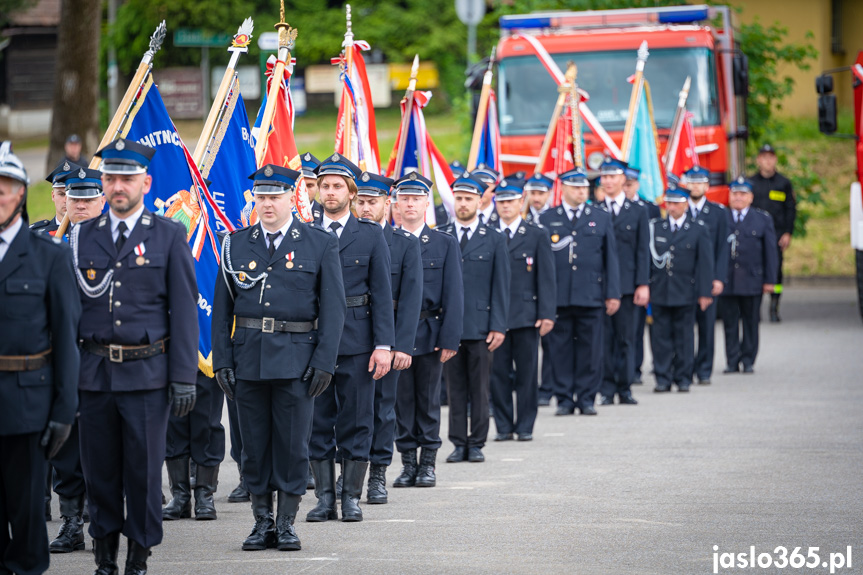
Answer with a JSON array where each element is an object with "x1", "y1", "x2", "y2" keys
[
  {"x1": 173, "y1": 29, "x2": 234, "y2": 119},
  {"x1": 455, "y1": 0, "x2": 486, "y2": 66}
]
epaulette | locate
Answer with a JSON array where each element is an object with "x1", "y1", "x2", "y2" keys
[
  {"x1": 649, "y1": 217, "x2": 664, "y2": 225},
  {"x1": 306, "y1": 221, "x2": 332, "y2": 235},
  {"x1": 434, "y1": 225, "x2": 453, "y2": 234},
  {"x1": 31, "y1": 229, "x2": 63, "y2": 246},
  {"x1": 697, "y1": 220, "x2": 705, "y2": 226},
  {"x1": 357, "y1": 217, "x2": 378, "y2": 226},
  {"x1": 754, "y1": 208, "x2": 771, "y2": 218},
  {"x1": 29, "y1": 219, "x2": 51, "y2": 230}
]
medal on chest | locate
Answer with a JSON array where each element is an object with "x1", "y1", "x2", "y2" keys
[
  {"x1": 526, "y1": 256, "x2": 534, "y2": 272},
  {"x1": 134, "y1": 242, "x2": 147, "y2": 266},
  {"x1": 286, "y1": 251, "x2": 295, "y2": 269}
]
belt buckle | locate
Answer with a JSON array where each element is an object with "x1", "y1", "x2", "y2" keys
[
  {"x1": 109, "y1": 344, "x2": 123, "y2": 363},
  {"x1": 262, "y1": 317, "x2": 275, "y2": 334}
]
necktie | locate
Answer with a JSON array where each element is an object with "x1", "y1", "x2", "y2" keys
[
  {"x1": 571, "y1": 209, "x2": 578, "y2": 222},
  {"x1": 672, "y1": 222, "x2": 678, "y2": 233},
  {"x1": 115, "y1": 221, "x2": 128, "y2": 252},
  {"x1": 460, "y1": 227, "x2": 470, "y2": 251},
  {"x1": 735, "y1": 212, "x2": 741, "y2": 224},
  {"x1": 478, "y1": 213, "x2": 485, "y2": 225},
  {"x1": 504, "y1": 228, "x2": 512, "y2": 242},
  {"x1": 0, "y1": 237, "x2": 5, "y2": 263},
  {"x1": 328, "y1": 221, "x2": 342, "y2": 236},
  {"x1": 267, "y1": 232, "x2": 281, "y2": 257}
]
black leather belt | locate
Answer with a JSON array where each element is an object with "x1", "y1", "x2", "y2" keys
[
  {"x1": 0, "y1": 348, "x2": 51, "y2": 371},
  {"x1": 346, "y1": 294, "x2": 370, "y2": 307},
  {"x1": 81, "y1": 339, "x2": 169, "y2": 363},
  {"x1": 235, "y1": 317, "x2": 317, "y2": 334},
  {"x1": 419, "y1": 308, "x2": 442, "y2": 320}
]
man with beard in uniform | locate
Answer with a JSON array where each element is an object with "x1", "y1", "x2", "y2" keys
[
  {"x1": 307, "y1": 154, "x2": 393, "y2": 523},
  {"x1": 72, "y1": 138, "x2": 198, "y2": 574},
  {"x1": 720, "y1": 176, "x2": 778, "y2": 374},
  {"x1": 354, "y1": 172, "x2": 422, "y2": 504},
  {"x1": 648, "y1": 185, "x2": 714, "y2": 392},
  {"x1": 490, "y1": 179, "x2": 554, "y2": 442},
  {"x1": 213, "y1": 164, "x2": 344, "y2": 551},
  {"x1": 392, "y1": 173, "x2": 463, "y2": 488},
  {"x1": 596, "y1": 158, "x2": 650, "y2": 406},
  {"x1": 683, "y1": 166, "x2": 728, "y2": 385},
  {"x1": 30, "y1": 160, "x2": 80, "y2": 235},
  {"x1": 440, "y1": 173, "x2": 510, "y2": 463},
  {"x1": 0, "y1": 142, "x2": 80, "y2": 575},
  {"x1": 541, "y1": 168, "x2": 620, "y2": 416}
]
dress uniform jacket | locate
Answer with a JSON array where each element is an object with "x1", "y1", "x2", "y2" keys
[
  {"x1": 648, "y1": 215, "x2": 714, "y2": 305},
  {"x1": 440, "y1": 222, "x2": 510, "y2": 339},
  {"x1": 29, "y1": 218, "x2": 60, "y2": 235},
  {"x1": 75, "y1": 210, "x2": 198, "y2": 390},
  {"x1": 385, "y1": 223, "x2": 423, "y2": 354},
  {"x1": 597, "y1": 198, "x2": 649, "y2": 295},
  {"x1": 503, "y1": 220, "x2": 556, "y2": 329},
  {"x1": 691, "y1": 200, "x2": 729, "y2": 285},
  {"x1": 540, "y1": 204, "x2": 621, "y2": 307},
  {"x1": 724, "y1": 209, "x2": 778, "y2": 295},
  {"x1": 212, "y1": 219, "x2": 346, "y2": 379},
  {"x1": 413, "y1": 224, "x2": 464, "y2": 355}
]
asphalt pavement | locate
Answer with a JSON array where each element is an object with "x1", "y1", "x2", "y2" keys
[{"x1": 44, "y1": 285, "x2": 863, "y2": 575}]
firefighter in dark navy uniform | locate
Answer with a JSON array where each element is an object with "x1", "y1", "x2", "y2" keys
[
  {"x1": 473, "y1": 164, "x2": 500, "y2": 227},
  {"x1": 647, "y1": 185, "x2": 714, "y2": 393},
  {"x1": 30, "y1": 160, "x2": 81, "y2": 236},
  {"x1": 72, "y1": 138, "x2": 199, "y2": 574},
  {"x1": 720, "y1": 176, "x2": 778, "y2": 373},
  {"x1": 212, "y1": 164, "x2": 345, "y2": 551},
  {"x1": 308, "y1": 153, "x2": 393, "y2": 524},
  {"x1": 354, "y1": 172, "x2": 422, "y2": 504},
  {"x1": 541, "y1": 167, "x2": 621, "y2": 416},
  {"x1": 392, "y1": 173, "x2": 463, "y2": 489},
  {"x1": 489, "y1": 179, "x2": 555, "y2": 442},
  {"x1": 0, "y1": 142, "x2": 80, "y2": 575},
  {"x1": 300, "y1": 151, "x2": 323, "y2": 220}
]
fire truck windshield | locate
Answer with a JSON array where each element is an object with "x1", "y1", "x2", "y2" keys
[{"x1": 498, "y1": 47, "x2": 718, "y2": 136}]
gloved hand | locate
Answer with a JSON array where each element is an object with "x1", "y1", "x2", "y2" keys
[
  {"x1": 169, "y1": 382, "x2": 197, "y2": 417},
  {"x1": 40, "y1": 421, "x2": 72, "y2": 459},
  {"x1": 215, "y1": 368, "x2": 236, "y2": 401},
  {"x1": 302, "y1": 366, "x2": 333, "y2": 398}
]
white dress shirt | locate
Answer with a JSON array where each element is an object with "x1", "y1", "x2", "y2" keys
[
  {"x1": 261, "y1": 215, "x2": 294, "y2": 252},
  {"x1": 457, "y1": 217, "x2": 479, "y2": 243},
  {"x1": 561, "y1": 199, "x2": 584, "y2": 221},
  {"x1": 500, "y1": 217, "x2": 522, "y2": 238},
  {"x1": 606, "y1": 193, "x2": 625, "y2": 216},
  {"x1": 109, "y1": 204, "x2": 145, "y2": 244},
  {"x1": 669, "y1": 213, "x2": 686, "y2": 232},
  {"x1": 0, "y1": 216, "x2": 23, "y2": 263},
  {"x1": 322, "y1": 212, "x2": 351, "y2": 238}
]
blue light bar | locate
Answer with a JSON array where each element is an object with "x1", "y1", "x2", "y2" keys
[
  {"x1": 499, "y1": 5, "x2": 710, "y2": 31},
  {"x1": 658, "y1": 7, "x2": 709, "y2": 23},
  {"x1": 500, "y1": 16, "x2": 551, "y2": 30}
]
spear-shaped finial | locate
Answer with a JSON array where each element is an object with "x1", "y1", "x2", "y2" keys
[
  {"x1": 408, "y1": 54, "x2": 420, "y2": 89},
  {"x1": 231, "y1": 17, "x2": 254, "y2": 52},
  {"x1": 346, "y1": 4, "x2": 353, "y2": 36},
  {"x1": 636, "y1": 40, "x2": 649, "y2": 71},
  {"x1": 144, "y1": 21, "x2": 167, "y2": 64}
]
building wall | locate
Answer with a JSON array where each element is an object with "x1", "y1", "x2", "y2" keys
[{"x1": 735, "y1": 0, "x2": 863, "y2": 117}]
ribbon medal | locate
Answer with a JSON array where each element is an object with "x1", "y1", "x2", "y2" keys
[
  {"x1": 526, "y1": 256, "x2": 534, "y2": 272},
  {"x1": 134, "y1": 242, "x2": 147, "y2": 266},
  {"x1": 286, "y1": 251, "x2": 295, "y2": 269}
]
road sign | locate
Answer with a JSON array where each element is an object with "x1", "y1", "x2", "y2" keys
[
  {"x1": 455, "y1": 0, "x2": 485, "y2": 26},
  {"x1": 258, "y1": 32, "x2": 279, "y2": 52},
  {"x1": 173, "y1": 28, "x2": 232, "y2": 48}
]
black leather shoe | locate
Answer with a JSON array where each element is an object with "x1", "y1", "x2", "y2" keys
[
  {"x1": 243, "y1": 493, "x2": 276, "y2": 550},
  {"x1": 723, "y1": 365, "x2": 740, "y2": 374},
  {"x1": 697, "y1": 378, "x2": 711, "y2": 385},
  {"x1": 366, "y1": 464, "x2": 388, "y2": 504},
  {"x1": 598, "y1": 394, "x2": 614, "y2": 405},
  {"x1": 340, "y1": 459, "x2": 367, "y2": 522},
  {"x1": 654, "y1": 386, "x2": 671, "y2": 393},
  {"x1": 516, "y1": 433, "x2": 533, "y2": 442},
  {"x1": 677, "y1": 384, "x2": 690, "y2": 392},
  {"x1": 578, "y1": 405, "x2": 597, "y2": 416},
  {"x1": 93, "y1": 532, "x2": 120, "y2": 575},
  {"x1": 49, "y1": 495, "x2": 85, "y2": 553},
  {"x1": 446, "y1": 447, "x2": 467, "y2": 463},
  {"x1": 392, "y1": 449, "x2": 417, "y2": 487},
  {"x1": 306, "y1": 460, "x2": 338, "y2": 522},
  {"x1": 193, "y1": 465, "x2": 218, "y2": 520},
  {"x1": 494, "y1": 433, "x2": 513, "y2": 441},
  {"x1": 276, "y1": 492, "x2": 301, "y2": 551},
  {"x1": 742, "y1": 365, "x2": 755, "y2": 374},
  {"x1": 467, "y1": 447, "x2": 485, "y2": 462},
  {"x1": 632, "y1": 374, "x2": 643, "y2": 385},
  {"x1": 415, "y1": 448, "x2": 437, "y2": 488},
  {"x1": 228, "y1": 463, "x2": 251, "y2": 503},
  {"x1": 618, "y1": 392, "x2": 638, "y2": 405},
  {"x1": 162, "y1": 457, "x2": 191, "y2": 520},
  {"x1": 538, "y1": 396, "x2": 551, "y2": 406},
  {"x1": 124, "y1": 539, "x2": 150, "y2": 575},
  {"x1": 554, "y1": 406, "x2": 574, "y2": 416}
]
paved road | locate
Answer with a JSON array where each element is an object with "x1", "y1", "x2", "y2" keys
[{"x1": 45, "y1": 286, "x2": 862, "y2": 574}]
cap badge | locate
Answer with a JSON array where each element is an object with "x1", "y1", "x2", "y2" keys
[
  {"x1": 409, "y1": 172, "x2": 417, "y2": 181},
  {"x1": 115, "y1": 140, "x2": 125, "y2": 151},
  {"x1": 361, "y1": 173, "x2": 370, "y2": 182},
  {"x1": 264, "y1": 166, "x2": 274, "y2": 177},
  {"x1": 304, "y1": 153, "x2": 311, "y2": 160},
  {"x1": 63, "y1": 162, "x2": 70, "y2": 171},
  {"x1": 331, "y1": 154, "x2": 339, "y2": 162},
  {"x1": 78, "y1": 168, "x2": 86, "y2": 179}
]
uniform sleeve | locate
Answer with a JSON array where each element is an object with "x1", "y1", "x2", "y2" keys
[
  {"x1": 696, "y1": 224, "x2": 714, "y2": 299},
  {"x1": 634, "y1": 206, "x2": 650, "y2": 287},
  {"x1": 784, "y1": 176, "x2": 797, "y2": 237},
  {"x1": 713, "y1": 210, "x2": 729, "y2": 284},
  {"x1": 310, "y1": 232, "x2": 346, "y2": 374},
  {"x1": 368, "y1": 226, "x2": 395, "y2": 348},
  {"x1": 211, "y1": 240, "x2": 236, "y2": 372},
  {"x1": 604, "y1": 223, "x2": 622, "y2": 300},
  {"x1": 763, "y1": 215, "x2": 779, "y2": 285},
  {"x1": 438, "y1": 235, "x2": 464, "y2": 351},
  {"x1": 489, "y1": 233, "x2": 511, "y2": 334},
  {"x1": 394, "y1": 237, "x2": 423, "y2": 355},
  {"x1": 47, "y1": 244, "x2": 81, "y2": 425},
  {"x1": 535, "y1": 228, "x2": 556, "y2": 321},
  {"x1": 167, "y1": 223, "x2": 199, "y2": 385}
]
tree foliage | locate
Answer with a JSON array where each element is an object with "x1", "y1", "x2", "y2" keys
[{"x1": 0, "y1": 0, "x2": 35, "y2": 27}]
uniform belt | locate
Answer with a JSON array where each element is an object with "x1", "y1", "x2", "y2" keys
[
  {"x1": 346, "y1": 294, "x2": 370, "y2": 307},
  {"x1": 81, "y1": 339, "x2": 169, "y2": 363},
  {"x1": 235, "y1": 317, "x2": 317, "y2": 334},
  {"x1": 0, "y1": 348, "x2": 52, "y2": 371},
  {"x1": 419, "y1": 308, "x2": 442, "y2": 320}
]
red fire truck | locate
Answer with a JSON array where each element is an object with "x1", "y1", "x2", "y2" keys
[
  {"x1": 816, "y1": 52, "x2": 863, "y2": 319},
  {"x1": 495, "y1": 4, "x2": 749, "y2": 205}
]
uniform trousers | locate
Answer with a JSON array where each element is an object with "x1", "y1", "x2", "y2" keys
[
  {"x1": 634, "y1": 305, "x2": 647, "y2": 382},
  {"x1": 79, "y1": 389, "x2": 169, "y2": 548},
  {"x1": 236, "y1": 378, "x2": 313, "y2": 496},
  {"x1": 0, "y1": 432, "x2": 48, "y2": 575},
  {"x1": 548, "y1": 306, "x2": 603, "y2": 411},
  {"x1": 694, "y1": 301, "x2": 718, "y2": 381},
  {"x1": 226, "y1": 396, "x2": 242, "y2": 469},
  {"x1": 720, "y1": 294, "x2": 762, "y2": 369},
  {"x1": 370, "y1": 368, "x2": 401, "y2": 466},
  {"x1": 651, "y1": 304, "x2": 696, "y2": 388},
  {"x1": 310, "y1": 353, "x2": 374, "y2": 463},
  {"x1": 536, "y1": 334, "x2": 555, "y2": 401},
  {"x1": 49, "y1": 419, "x2": 85, "y2": 498},
  {"x1": 600, "y1": 297, "x2": 637, "y2": 397},
  {"x1": 491, "y1": 327, "x2": 539, "y2": 435},
  {"x1": 166, "y1": 371, "x2": 225, "y2": 466},
  {"x1": 395, "y1": 351, "x2": 443, "y2": 451},
  {"x1": 444, "y1": 339, "x2": 492, "y2": 449}
]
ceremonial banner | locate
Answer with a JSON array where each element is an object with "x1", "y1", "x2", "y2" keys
[
  {"x1": 626, "y1": 83, "x2": 664, "y2": 202},
  {"x1": 667, "y1": 111, "x2": 699, "y2": 178},
  {"x1": 333, "y1": 40, "x2": 380, "y2": 173},
  {"x1": 475, "y1": 89, "x2": 501, "y2": 172},
  {"x1": 124, "y1": 81, "x2": 222, "y2": 376}
]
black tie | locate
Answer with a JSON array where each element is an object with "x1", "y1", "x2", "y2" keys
[
  {"x1": 460, "y1": 227, "x2": 470, "y2": 251},
  {"x1": 735, "y1": 212, "x2": 741, "y2": 224},
  {"x1": 267, "y1": 232, "x2": 281, "y2": 257},
  {"x1": 115, "y1": 221, "x2": 128, "y2": 252},
  {"x1": 329, "y1": 221, "x2": 342, "y2": 236},
  {"x1": 504, "y1": 228, "x2": 512, "y2": 242},
  {"x1": 478, "y1": 213, "x2": 485, "y2": 225},
  {"x1": 672, "y1": 222, "x2": 679, "y2": 233}
]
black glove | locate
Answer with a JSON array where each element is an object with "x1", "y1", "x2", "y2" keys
[
  {"x1": 215, "y1": 368, "x2": 237, "y2": 401},
  {"x1": 169, "y1": 382, "x2": 196, "y2": 417},
  {"x1": 302, "y1": 366, "x2": 332, "y2": 398},
  {"x1": 40, "y1": 421, "x2": 72, "y2": 459}
]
